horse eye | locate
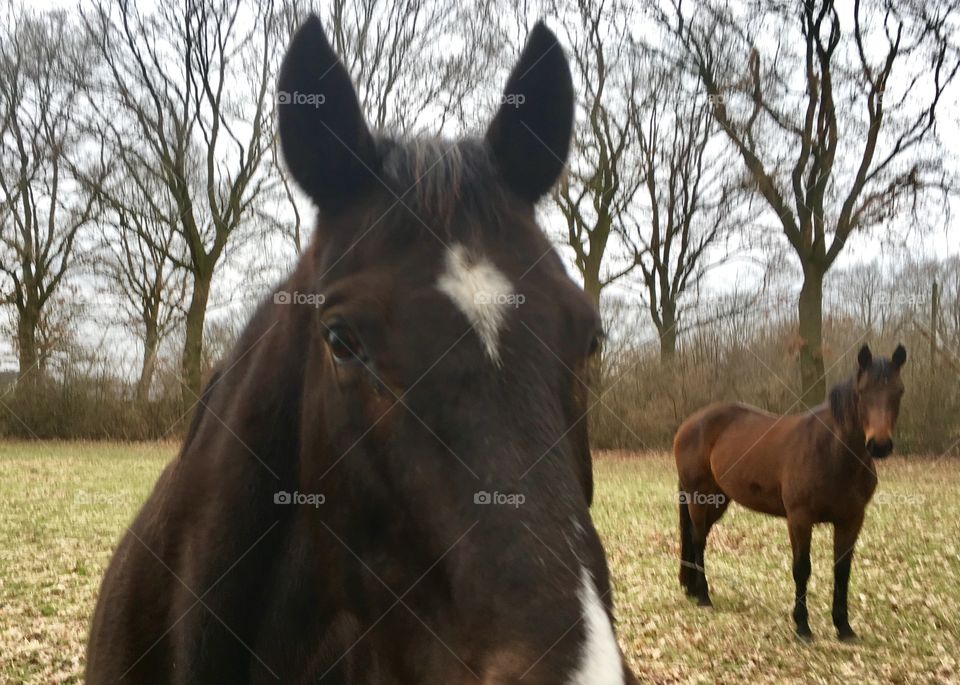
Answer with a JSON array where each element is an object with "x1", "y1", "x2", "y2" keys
[
  {"x1": 588, "y1": 331, "x2": 604, "y2": 357},
  {"x1": 325, "y1": 324, "x2": 365, "y2": 364}
]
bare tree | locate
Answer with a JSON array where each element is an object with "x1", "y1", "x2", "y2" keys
[
  {"x1": 832, "y1": 261, "x2": 888, "y2": 331},
  {"x1": 82, "y1": 0, "x2": 281, "y2": 401},
  {"x1": 628, "y1": 51, "x2": 742, "y2": 360},
  {"x1": 550, "y1": 0, "x2": 645, "y2": 309},
  {"x1": 90, "y1": 167, "x2": 188, "y2": 403},
  {"x1": 0, "y1": 8, "x2": 101, "y2": 386},
  {"x1": 659, "y1": 0, "x2": 960, "y2": 404},
  {"x1": 944, "y1": 256, "x2": 960, "y2": 350},
  {"x1": 324, "y1": 0, "x2": 492, "y2": 134},
  {"x1": 264, "y1": 0, "x2": 504, "y2": 255}
]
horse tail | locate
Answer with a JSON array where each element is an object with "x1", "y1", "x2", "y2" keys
[{"x1": 678, "y1": 482, "x2": 695, "y2": 591}]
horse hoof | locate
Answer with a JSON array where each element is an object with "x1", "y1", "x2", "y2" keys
[
  {"x1": 796, "y1": 628, "x2": 814, "y2": 642},
  {"x1": 838, "y1": 629, "x2": 858, "y2": 643},
  {"x1": 697, "y1": 596, "x2": 713, "y2": 608}
]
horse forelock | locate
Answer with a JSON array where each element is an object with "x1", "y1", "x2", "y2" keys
[
  {"x1": 872, "y1": 359, "x2": 898, "y2": 381},
  {"x1": 357, "y1": 135, "x2": 521, "y2": 243}
]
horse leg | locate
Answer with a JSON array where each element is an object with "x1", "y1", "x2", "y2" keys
[
  {"x1": 688, "y1": 502, "x2": 713, "y2": 607},
  {"x1": 691, "y1": 510, "x2": 710, "y2": 607},
  {"x1": 787, "y1": 514, "x2": 813, "y2": 640},
  {"x1": 678, "y1": 489, "x2": 697, "y2": 595},
  {"x1": 832, "y1": 515, "x2": 864, "y2": 642},
  {"x1": 699, "y1": 494, "x2": 729, "y2": 599}
]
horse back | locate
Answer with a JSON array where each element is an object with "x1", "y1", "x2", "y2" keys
[
  {"x1": 674, "y1": 402, "x2": 764, "y2": 464},
  {"x1": 675, "y1": 402, "x2": 799, "y2": 514}
]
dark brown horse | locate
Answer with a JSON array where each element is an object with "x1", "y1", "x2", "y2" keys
[
  {"x1": 674, "y1": 344, "x2": 907, "y2": 641},
  {"x1": 86, "y1": 15, "x2": 638, "y2": 685}
]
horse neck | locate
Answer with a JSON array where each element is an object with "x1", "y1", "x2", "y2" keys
[
  {"x1": 837, "y1": 422, "x2": 868, "y2": 462},
  {"x1": 827, "y1": 380, "x2": 869, "y2": 462}
]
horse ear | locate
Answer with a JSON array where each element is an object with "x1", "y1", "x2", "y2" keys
[
  {"x1": 892, "y1": 344, "x2": 907, "y2": 370},
  {"x1": 857, "y1": 344, "x2": 873, "y2": 372},
  {"x1": 277, "y1": 15, "x2": 378, "y2": 213},
  {"x1": 485, "y1": 22, "x2": 574, "y2": 202}
]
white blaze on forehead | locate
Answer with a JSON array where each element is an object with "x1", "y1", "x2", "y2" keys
[
  {"x1": 436, "y1": 244, "x2": 513, "y2": 366},
  {"x1": 570, "y1": 567, "x2": 625, "y2": 685}
]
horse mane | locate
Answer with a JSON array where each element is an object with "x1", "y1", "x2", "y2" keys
[
  {"x1": 828, "y1": 378, "x2": 859, "y2": 431},
  {"x1": 372, "y1": 136, "x2": 516, "y2": 239}
]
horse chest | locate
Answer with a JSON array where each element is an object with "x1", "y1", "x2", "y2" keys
[
  {"x1": 817, "y1": 463, "x2": 877, "y2": 522},
  {"x1": 856, "y1": 469, "x2": 879, "y2": 502}
]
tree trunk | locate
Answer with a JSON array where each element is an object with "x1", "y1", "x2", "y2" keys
[
  {"x1": 659, "y1": 300, "x2": 678, "y2": 362},
  {"x1": 137, "y1": 323, "x2": 160, "y2": 404},
  {"x1": 797, "y1": 263, "x2": 826, "y2": 406},
  {"x1": 581, "y1": 264, "x2": 603, "y2": 388},
  {"x1": 181, "y1": 273, "x2": 211, "y2": 403},
  {"x1": 582, "y1": 266, "x2": 602, "y2": 310},
  {"x1": 16, "y1": 306, "x2": 40, "y2": 389}
]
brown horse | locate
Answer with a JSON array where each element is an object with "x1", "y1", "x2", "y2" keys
[
  {"x1": 86, "y1": 15, "x2": 638, "y2": 684},
  {"x1": 674, "y1": 344, "x2": 907, "y2": 641}
]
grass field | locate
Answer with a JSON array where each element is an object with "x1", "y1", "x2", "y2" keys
[{"x1": 0, "y1": 442, "x2": 958, "y2": 684}]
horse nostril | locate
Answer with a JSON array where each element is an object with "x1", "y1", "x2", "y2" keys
[{"x1": 867, "y1": 438, "x2": 894, "y2": 458}]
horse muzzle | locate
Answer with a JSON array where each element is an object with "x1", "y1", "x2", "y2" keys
[{"x1": 866, "y1": 437, "x2": 894, "y2": 459}]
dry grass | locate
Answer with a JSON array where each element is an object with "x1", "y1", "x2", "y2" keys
[
  {"x1": 599, "y1": 450, "x2": 960, "y2": 684},
  {"x1": 0, "y1": 442, "x2": 172, "y2": 684},
  {"x1": 0, "y1": 442, "x2": 958, "y2": 683}
]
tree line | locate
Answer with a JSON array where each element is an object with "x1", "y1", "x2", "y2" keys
[{"x1": 1, "y1": 0, "x2": 958, "y2": 449}]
